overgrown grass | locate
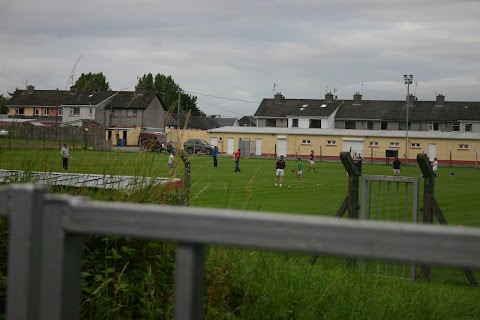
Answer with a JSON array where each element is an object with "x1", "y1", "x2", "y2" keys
[{"x1": 1, "y1": 149, "x2": 480, "y2": 319}]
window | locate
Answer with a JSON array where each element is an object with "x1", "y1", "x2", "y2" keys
[
  {"x1": 411, "y1": 143, "x2": 421, "y2": 148},
  {"x1": 390, "y1": 142, "x2": 400, "y2": 148},
  {"x1": 367, "y1": 121, "x2": 374, "y2": 130},
  {"x1": 34, "y1": 108, "x2": 39, "y2": 115},
  {"x1": 266, "y1": 119, "x2": 276, "y2": 127},
  {"x1": 58, "y1": 108, "x2": 63, "y2": 116},
  {"x1": 344, "y1": 121, "x2": 356, "y2": 129},
  {"x1": 16, "y1": 108, "x2": 25, "y2": 115},
  {"x1": 428, "y1": 122, "x2": 439, "y2": 131},
  {"x1": 327, "y1": 140, "x2": 336, "y2": 146},
  {"x1": 44, "y1": 108, "x2": 49, "y2": 116},
  {"x1": 292, "y1": 119, "x2": 298, "y2": 127},
  {"x1": 111, "y1": 109, "x2": 117, "y2": 117},
  {"x1": 89, "y1": 108, "x2": 93, "y2": 115},
  {"x1": 381, "y1": 121, "x2": 387, "y2": 130},
  {"x1": 70, "y1": 107, "x2": 80, "y2": 116},
  {"x1": 465, "y1": 124, "x2": 472, "y2": 132},
  {"x1": 369, "y1": 141, "x2": 379, "y2": 147},
  {"x1": 302, "y1": 139, "x2": 311, "y2": 144},
  {"x1": 127, "y1": 109, "x2": 137, "y2": 117},
  {"x1": 459, "y1": 144, "x2": 469, "y2": 150},
  {"x1": 453, "y1": 123, "x2": 460, "y2": 132},
  {"x1": 310, "y1": 119, "x2": 321, "y2": 128},
  {"x1": 399, "y1": 122, "x2": 410, "y2": 130}
]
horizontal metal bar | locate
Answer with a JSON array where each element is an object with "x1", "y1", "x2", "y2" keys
[
  {"x1": 59, "y1": 196, "x2": 480, "y2": 269},
  {"x1": 362, "y1": 174, "x2": 419, "y2": 183}
]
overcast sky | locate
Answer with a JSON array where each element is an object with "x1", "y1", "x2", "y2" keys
[{"x1": 1, "y1": 0, "x2": 480, "y2": 117}]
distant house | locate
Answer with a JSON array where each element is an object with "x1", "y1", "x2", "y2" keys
[
  {"x1": 214, "y1": 117, "x2": 238, "y2": 127},
  {"x1": 238, "y1": 116, "x2": 256, "y2": 127},
  {"x1": 6, "y1": 85, "x2": 66, "y2": 126},
  {"x1": 254, "y1": 92, "x2": 341, "y2": 129},
  {"x1": 167, "y1": 112, "x2": 220, "y2": 130},
  {"x1": 254, "y1": 92, "x2": 480, "y2": 133}
]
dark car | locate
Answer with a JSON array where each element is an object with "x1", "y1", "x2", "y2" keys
[
  {"x1": 138, "y1": 132, "x2": 174, "y2": 153},
  {"x1": 183, "y1": 139, "x2": 215, "y2": 155}
]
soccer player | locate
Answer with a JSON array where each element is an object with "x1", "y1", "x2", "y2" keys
[
  {"x1": 308, "y1": 150, "x2": 317, "y2": 173},
  {"x1": 275, "y1": 155, "x2": 286, "y2": 187}
]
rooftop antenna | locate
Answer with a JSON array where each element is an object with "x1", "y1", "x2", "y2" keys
[
  {"x1": 414, "y1": 81, "x2": 418, "y2": 97},
  {"x1": 361, "y1": 83, "x2": 364, "y2": 95},
  {"x1": 273, "y1": 83, "x2": 276, "y2": 96},
  {"x1": 65, "y1": 54, "x2": 83, "y2": 90},
  {"x1": 325, "y1": 85, "x2": 328, "y2": 94},
  {"x1": 25, "y1": 78, "x2": 29, "y2": 88}
]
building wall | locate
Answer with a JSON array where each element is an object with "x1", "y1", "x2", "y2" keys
[{"x1": 167, "y1": 129, "x2": 480, "y2": 165}]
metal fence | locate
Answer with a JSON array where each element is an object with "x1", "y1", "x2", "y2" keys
[{"x1": 1, "y1": 184, "x2": 480, "y2": 320}]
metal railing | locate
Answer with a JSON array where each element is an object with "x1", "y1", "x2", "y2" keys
[{"x1": 1, "y1": 184, "x2": 480, "y2": 320}]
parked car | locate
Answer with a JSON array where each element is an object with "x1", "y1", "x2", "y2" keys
[
  {"x1": 138, "y1": 132, "x2": 174, "y2": 153},
  {"x1": 183, "y1": 139, "x2": 215, "y2": 155}
]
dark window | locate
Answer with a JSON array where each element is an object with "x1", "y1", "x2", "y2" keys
[
  {"x1": 367, "y1": 121, "x2": 374, "y2": 130},
  {"x1": 453, "y1": 123, "x2": 460, "y2": 132},
  {"x1": 381, "y1": 121, "x2": 387, "y2": 130},
  {"x1": 310, "y1": 119, "x2": 321, "y2": 128},
  {"x1": 465, "y1": 124, "x2": 472, "y2": 132},
  {"x1": 292, "y1": 119, "x2": 298, "y2": 127},
  {"x1": 398, "y1": 122, "x2": 410, "y2": 130},
  {"x1": 266, "y1": 119, "x2": 276, "y2": 127},
  {"x1": 345, "y1": 121, "x2": 356, "y2": 129}
]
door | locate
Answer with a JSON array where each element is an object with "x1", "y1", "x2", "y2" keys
[
  {"x1": 227, "y1": 138, "x2": 234, "y2": 155},
  {"x1": 277, "y1": 137, "x2": 287, "y2": 157},
  {"x1": 343, "y1": 140, "x2": 364, "y2": 157},
  {"x1": 255, "y1": 139, "x2": 262, "y2": 156},
  {"x1": 239, "y1": 139, "x2": 250, "y2": 158},
  {"x1": 210, "y1": 137, "x2": 218, "y2": 146},
  {"x1": 428, "y1": 144, "x2": 436, "y2": 162}
]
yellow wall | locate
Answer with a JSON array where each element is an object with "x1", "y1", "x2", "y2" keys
[{"x1": 167, "y1": 129, "x2": 480, "y2": 164}]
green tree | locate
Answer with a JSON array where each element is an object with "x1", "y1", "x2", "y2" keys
[
  {"x1": 137, "y1": 73, "x2": 202, "y2": 116},
  {"x1": 0, "y1": 94, "x2": 6, "y2": 114},
  {"x1": 74, "y1": 72, "x2": 110, "y2": 92}
]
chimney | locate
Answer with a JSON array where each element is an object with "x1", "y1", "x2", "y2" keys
[
  {"x1": 26, "y1": 85, "x2": 35, "y2": 94},
  {"x1": 325, "y1": 92, "x2": 334, "y2": 103},
  {"x1": 406, "y1": 94, "x2": 415, "y2": 106},
  {"x1": 70, "y1": 86, "x2": 77, "y2": 94},
  {"x1": 274, "y1": 92, "x2": 285, "y2": 103},
  {"x1": 135, "y1": 86, "x2": 145, "y2": 96},
  {"x1": 435, "y1": 94, "x2": 445, "y2": 107},
  {"x1": 353, "y1": 92, "x2": 362, "y2": 105}
]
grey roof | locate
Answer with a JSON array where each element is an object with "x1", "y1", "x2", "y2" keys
[
  {"x1": 62, "y1": 90, "x2": 117, "y2": 106},
  {"x1": 215, "y1": 117, "x2": 237, "y2": 126},
  {"x1": 207, "y1": 126, "x2": 480, "y2": 140},
  {"x1": 255, "y1": 98, "x2": 342, "y2": 118},
  {"x1": 168, "y1": 112, "x2": 220, "y2": 130},
  {"x1": 331, "y1": 99, "x2": 480, "y2": 122},
  {"x1": 110, "y1": 91, "x2": 161, "y2": 109},
  {"x1": 238, "y1": 116, "x2": 256, "y2": 127},
  {"x1": 8, "y1": 89, "x2": 68, "y2": 106}
]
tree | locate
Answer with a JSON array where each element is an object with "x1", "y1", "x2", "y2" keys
[
  {"x1": 74, "y1": 72, "x2": 110, "y2": 92},
  {"x1": 0, "y1": 94, "x2": 6, "y2": 114},
  {"x1": 137, "y1": 73, "x2": 202, "y2": 116}
]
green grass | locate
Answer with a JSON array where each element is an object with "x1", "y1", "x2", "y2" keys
[{"x1": 1, "y1": 149, "x2": 480, "y2": 319}]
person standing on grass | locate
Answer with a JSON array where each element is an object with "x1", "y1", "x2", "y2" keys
[
  {"x1": 212, "y1": 146, "x2": 218, "y2": 167},
  {"x1": 432, "y1": 158, "x2": 438, "y2": 177},
  {"x1": 296, "y1": 157, "x2": 303, "y2": 183},
  {"x1": 275, "y1": 155, "x2": 286, "y2": 187},
  {"x1": 168, "y1": 150, "x2": 178, "y2": 176},
  {"x1": 308, "y1": 150, "x2": 317, "y2": 172},
  {"x1": 61, "y1": 143, "x2": 70, "y2": 170},
  {"x1": 234, "y1": 148, "x2": 241, "y2": 172},
  {"x1": 393, "y1": 156, "x2": 401, "y2": 176}
]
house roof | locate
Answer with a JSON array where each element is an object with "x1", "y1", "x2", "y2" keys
[
  {"x1": 7, "y1": 89, "x2": 68, "y2": 106},
  {"x1": 110, "y1": 91, "x2": 161, "y2": 109},
  {"x1": 255, "y1": 98, "x2": 342, "y2": 118},
  {"x1": 168, "y1": 112, "x2": 220, "y2": 130},
  {"x1": 215, "y1": 117, "x2": 237, "y2": 126},
  {"x1": 62, "y1": 90, "x2": 118, "y2": 106},
  {"x1": 207, "y1": 126, "x2": 480, "y2": 140},
  {"x1": 238, "y1": 116, "x2": 256, "y2": 127}
]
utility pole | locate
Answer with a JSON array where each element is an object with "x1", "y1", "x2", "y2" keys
[
  {"x1": 404, "y1": 74, "x2": 413, "y2": 164},
  {"x1": 178, "y1": 87, "x2": 181, "y2": 129}
]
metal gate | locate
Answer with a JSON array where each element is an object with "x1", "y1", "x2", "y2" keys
[{"x1": 360, "y1": 175, "x2": 420, "y2": 280}]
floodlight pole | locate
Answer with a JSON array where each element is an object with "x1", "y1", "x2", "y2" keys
[{"x1": 404, "y1": 74, "x2": 413, "y2": 164}]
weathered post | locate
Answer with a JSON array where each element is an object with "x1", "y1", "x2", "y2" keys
[{"x1": 180, "y1": 151, "x2": 191, "y2": 206}]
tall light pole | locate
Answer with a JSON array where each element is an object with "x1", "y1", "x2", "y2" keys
[{"x1": 404, "y1": 74, "x2": 413, "y2": 164}]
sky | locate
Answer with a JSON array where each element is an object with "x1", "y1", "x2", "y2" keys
[{"x1": 1, "y1": 0, "x2": 480, "y2": 117}]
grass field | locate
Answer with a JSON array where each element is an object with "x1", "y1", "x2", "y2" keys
[{"x1": 1, "y1": 148, "x2": 480, "y2": 319}]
